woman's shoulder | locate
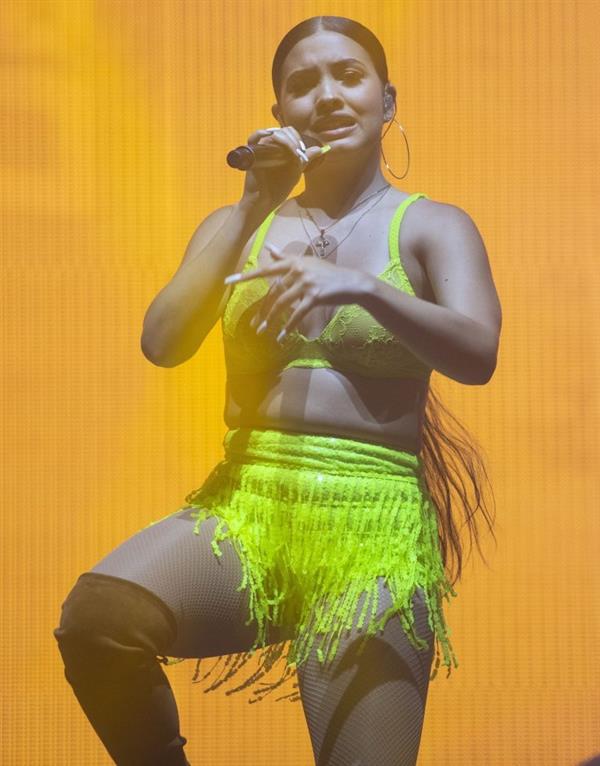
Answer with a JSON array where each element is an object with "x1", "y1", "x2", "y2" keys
[
  {"x1": 402, "y1": 192, "x2": 473, "y2": 226},
  {"x1": 389, "y1": 189, "x2": 458, "y2": 216},
  {"x1": 395, "y1": 192, "x2": 478, "y2": 252},
  {"x1": 381, "y1": 188, "x2": 456, "y2": 221},
  {"x1": 383, "y1": 190, "x2": 482, "y2": 273}
]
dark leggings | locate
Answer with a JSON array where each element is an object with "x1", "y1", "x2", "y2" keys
[{"x1": 53, "y1": 507, "x2": 435, "y2": 765}]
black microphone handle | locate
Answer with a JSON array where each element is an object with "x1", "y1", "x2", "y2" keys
[{"x1": 227, "y1": 133, "x2": 323, "y2": 170}]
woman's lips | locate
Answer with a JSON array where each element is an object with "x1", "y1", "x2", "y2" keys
[{"x1": 314, "y1": 122, "x2": 356, "y2": 138}]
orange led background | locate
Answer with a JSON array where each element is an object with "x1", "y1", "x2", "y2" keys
[{"x1": 2, "y1": 0, "x2": 599, "y2": 763}]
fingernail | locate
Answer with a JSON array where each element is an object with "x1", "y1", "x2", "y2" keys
[
  {"x1": 256, "y1": 320, "x2": 268, "y2": 334},
  {"x1": 320, "y1": 144, "x2": 332, "y2": 155},
  {"x1": 265, "y1": 242, "x2": 281, "y2": 256},
  {"x1": 276, "y1": 328, "x2": 287, "y2": 343},
  {"x1": 224, "y1": 273, "x2": 242, "y2": 284}
]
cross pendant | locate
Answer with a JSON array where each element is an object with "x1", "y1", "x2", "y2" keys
[{"x1": 315, "y1": 232, "x2": 330, "y2": 258}]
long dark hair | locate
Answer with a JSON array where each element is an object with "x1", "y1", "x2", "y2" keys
[{"x1": 272, "y1": 16, "x2": 498, "y2": 587}]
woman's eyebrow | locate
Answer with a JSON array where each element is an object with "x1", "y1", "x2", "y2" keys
[{"x1": 287, "y1": 57, "x2": 366, "y2": 81}]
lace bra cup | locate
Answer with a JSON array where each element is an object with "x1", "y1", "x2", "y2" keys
[{"x1": 222, "y1": 192, "x2": 432, "y2": 380}]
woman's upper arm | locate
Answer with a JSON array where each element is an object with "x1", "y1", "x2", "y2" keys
[
  {"x1": 171, "y1": 204, "x2": 241, "y2": 320},
  {"x1": 419, "y1": 201, "x2": 503, "y2": 356},
  {"x1": 173, "y1": 204, "x2": 237, "y2": 277}
]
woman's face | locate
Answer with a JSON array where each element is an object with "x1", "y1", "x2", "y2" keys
[{"x1": 273, "y1": 30, "x2": 394, "y2": 154}]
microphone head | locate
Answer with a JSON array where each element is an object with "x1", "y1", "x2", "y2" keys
[{"x1": 227, "y1": 146, "x2": 254, "y2": 171}]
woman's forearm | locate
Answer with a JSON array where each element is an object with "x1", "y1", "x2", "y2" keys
[
  {"x1": 141, "y1": 201, "x2": 268, "y2": 367},
  {"x1": 359, "y1": 275, "x2": 498, "y2": 385}
]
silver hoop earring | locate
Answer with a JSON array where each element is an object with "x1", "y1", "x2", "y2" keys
[{"x1": 380, "y1": 104, "x2": 410, "y2": 180}]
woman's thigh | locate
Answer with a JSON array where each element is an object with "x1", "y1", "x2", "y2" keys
[
  {"x1": 296, "y1": 580, "x2": 435, "y2": 766},
  {"x1": 88, "y1": 506, "x2": 295, "y2": 659}
]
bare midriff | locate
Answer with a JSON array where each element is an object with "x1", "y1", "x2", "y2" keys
[
  {"x1": 222, "y1": 189, "x2": 435, "y2": 456},
  {"x1": 224, "y1": 368, "x2": 429, "y2": 454}
]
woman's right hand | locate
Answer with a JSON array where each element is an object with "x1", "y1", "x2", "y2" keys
[{"x1": 239, "y1": 126, "x2": 325, "y2": 214}]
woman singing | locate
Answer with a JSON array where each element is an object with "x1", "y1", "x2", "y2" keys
[{"x1": 54, "y1": 15, "x2": 501, "y2": 766}]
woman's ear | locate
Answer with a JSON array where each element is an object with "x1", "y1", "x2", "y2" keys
[{"x1": 383, "y1": 83, "x2": 397, "y2": 122}]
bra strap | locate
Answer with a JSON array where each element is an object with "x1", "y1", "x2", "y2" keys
[
  {"x1": 388, "y1": 192, "x2": 429, "y2": 269},
  {"x1": 242, "y1": 206, "x2": 281, "y2": 273}
]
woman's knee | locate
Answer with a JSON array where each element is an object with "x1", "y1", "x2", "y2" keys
[{"x1": 53, "y1": 572, "x2": 178, "y2": 672}]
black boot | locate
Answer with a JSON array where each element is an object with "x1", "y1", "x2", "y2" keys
[{"x1": 53, "y1": 571, "x2": 191, "y2": 765}]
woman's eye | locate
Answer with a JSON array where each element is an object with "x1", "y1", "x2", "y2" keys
[
  {"x1": 289, "y1": 70, "x2": 362, "y2": 94},
  {"x1": 290, "y1": 80, "x2": 311, "y2": 94}
]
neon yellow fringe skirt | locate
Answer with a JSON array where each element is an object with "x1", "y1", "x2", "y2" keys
[{"x1": 159, "y1": 427, "x2": 458, "y2": 703}]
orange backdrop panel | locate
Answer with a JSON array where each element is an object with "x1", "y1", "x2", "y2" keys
[{"x1": 2, "y1": 0, "x2": 598, "y2": 763}]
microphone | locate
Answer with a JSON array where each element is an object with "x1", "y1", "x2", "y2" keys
[{"x1": 227, "y1": 133, "x2": 324, "y2": 170}]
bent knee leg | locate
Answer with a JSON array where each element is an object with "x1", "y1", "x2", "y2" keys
[
  {"x1": 53, "y1": 572, "x2": 178, "y2": 677},
  {"x1": 58, "y1": 509, "x2": 295, "y2": 662}
]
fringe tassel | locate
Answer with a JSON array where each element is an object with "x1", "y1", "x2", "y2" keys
[{"x1": 157, "y1": 431, "x2": 459, "y2": 702}]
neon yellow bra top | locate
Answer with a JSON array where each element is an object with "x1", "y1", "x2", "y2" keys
[{"x1": 222, "y1": 192, "x2": 432, "y2": 380}]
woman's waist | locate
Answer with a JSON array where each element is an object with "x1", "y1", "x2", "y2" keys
[
  {"x1": 219, "y1": 425, "x2": 423, "y2": 480},
  {"x1": 225, "y1": 368, "x2": 427, "y2": 456}
]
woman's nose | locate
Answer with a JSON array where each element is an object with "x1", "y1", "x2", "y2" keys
[{"x1": 315, "y1": 78, "x2": 343, "y2": 107}]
